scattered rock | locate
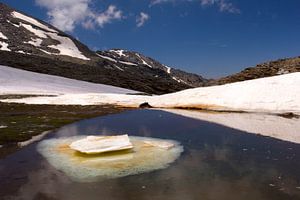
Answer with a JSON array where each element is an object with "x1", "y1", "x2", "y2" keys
[
  {"x1": 278, "y1": 112, "x2": 299, "y2": 119},
  {"x1": 139, "y1": 102, "x2": 152, "y2": 108}
]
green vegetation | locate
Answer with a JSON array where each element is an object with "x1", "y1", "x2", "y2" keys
[{"x1": 0, "y1": 100, "x2": 129, "y2": 145}]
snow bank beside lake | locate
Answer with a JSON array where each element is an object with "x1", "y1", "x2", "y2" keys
[
  {"x1": 148, "y1": 72, "x2": 300, "y2": 114},
  {"x1": 1, "y1": 65, "x2": 300, "y2": 115},
  {"x1": 0, "y1": 65, "x2": 136, "y2": 95},
  {"x1": 1, "y1": 93, "x2": 149, "y2": 106}
]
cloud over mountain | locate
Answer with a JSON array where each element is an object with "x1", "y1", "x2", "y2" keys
[{"x1": 35, "y1": 0, "x2": 123, "y2": 32}]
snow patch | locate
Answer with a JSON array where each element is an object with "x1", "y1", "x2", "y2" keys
[
  {"x1": 0, "y1": 32, "x2": 8, "y2": 40},
  {"x1": 0, "y1": 65, "x2": 136, "y2": 95},
  {"x1": 172, "y1": 76, "x2": 180, "y2": 83},
  {"x1": 119, "y1": 61, "x2": 138, "y2": 66},
  {"x1": 165, "y1": 65, "x2": 171, "y2": 74},
  {"x1": 16, "y1": 50, "x2": 25, "y2": 54},
  {"x1": 141, "y1": 59, "x2": 152, "y2": 68},
  {"x1": 276, "y1": 68, "x2": 289, "y2": 75},
  {"x1": 11, "y1": 13, "x2": 89, "y2": 60},
  {"x1": 16, "y1": 50, "x2": 31, "y2": 55},
  {"x1": 46, "y1": 32, "x2": 90, "y2": 60},
  {"x1": 21, "y1": 23, "x2": 48, "y2": 38},
  {"x1": 0, "y1": 125, "x2": 7, "y2": 129},
  {"x1": 149, "y1": 72, "x2": 300, "y2": 114},
  {"x1": 25, "y1": 38, "x2": 43, "y2": 47},
  {"x1": 97, "y1": 54, "x2": 117, "y2": 62},
  {"x1": 1, "y1": 93, "x2": 149, "y2": 107},
  {"x1": 110, "y1": 49, "x2": 125, "y2": 57},
  {"x1": 113, "y1": 65, "x2": 124, "y2": 71},
  {"x1": 172, "y1": 76, "x2": 188, "y2": 84},
  {"x1": 11, "y1": 11, "x2": 57, "y2": 33},
  {"x1": 7, "y1": 20, "x2": 20, "y2": 28},
  {"x1": 0, "y1": 41, "x2": 11, "y2": 51},
  {"x1": 136, "y1": 53, "x2": 152, "y2": 68},
  {"x1": 39, "y1": 49, "x2": 52, "y2": 54}
]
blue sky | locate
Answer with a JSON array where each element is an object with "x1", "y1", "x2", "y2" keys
[{"x1": 2, "y1": 0, "x2": 300, "y2": 78}]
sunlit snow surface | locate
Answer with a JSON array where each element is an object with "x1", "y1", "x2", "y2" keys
[
  {"x1": 37, "y1": 136, "x2": 183, "y2": 182},
  {"x1": 4, "y1": 71, "x2": 300, "y2": 115},
  {"x1": 0, "y1": 65, "x2": 136, "y2": 95},
  {"x1": 10, "y1": 11, "x2": 90, "y2": 60}
]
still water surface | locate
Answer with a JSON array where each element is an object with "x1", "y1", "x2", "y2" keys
[{"x1": 1, "y1": 109, "x2": 300, "y2": 200}]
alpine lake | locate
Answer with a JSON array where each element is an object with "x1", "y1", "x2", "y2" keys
[{"x1": 1, "y1": 105, "x2": 300, "y2": 200}]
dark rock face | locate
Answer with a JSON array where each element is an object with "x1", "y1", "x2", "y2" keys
[
  {"x1": 0, "y1": 3, "x2": 207, "y2": 94},
  {"x1": 211, "y1": 57, "x2": 300, "y2": 85}
]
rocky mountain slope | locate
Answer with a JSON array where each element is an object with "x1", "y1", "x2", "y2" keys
[
  {"x1": 96, "y1": 49, "x2": 207, "y2": 87},
  {"x1": 212, "y1": 56, "x2": 300, "y2": 85},
  {"x1": 0, "y1": 3, "x2": 207, "y2": 94}
]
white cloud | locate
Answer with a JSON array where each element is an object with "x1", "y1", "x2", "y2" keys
[
  {"x1": 150, "y1": 0, "x2": 175, "y2": 6},
  {"x1": 35, "y1": 0, "x2": 123, "y2": 32},
  {"x1": 96, "y1": 5, "x2": 123, "y2": 27},
  {"x1": 150, "y1": 0, "x2": 240, "y2": 14},
  {"x1": 136, "y1": 12, "x2": 150, "y2": 27},
  {"x1": 200, "y1": 0, "x2": 240, "y2": 13}
]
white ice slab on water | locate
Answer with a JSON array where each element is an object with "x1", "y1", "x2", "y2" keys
[
  {"x1": 0, "y1": 65, "x2": 136, "y2": 95},
  {"x1": 69, "y1": 135, "x2": 133, "y2": 154}
]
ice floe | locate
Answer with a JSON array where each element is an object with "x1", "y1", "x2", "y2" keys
[
  {"x1": 37, "y1": 136, "x2": 183, "y2": 182},
  {"x1": 69, "y1": 135, "x2": 133, "y2": 154}
]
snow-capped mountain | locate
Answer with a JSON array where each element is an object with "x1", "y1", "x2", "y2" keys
[
  {"x1": 97, "y1": 49, "x2": 207, "y2": 87},
  {"x1": 0, "y1": 3, "x2": 207, "y2": 94}
]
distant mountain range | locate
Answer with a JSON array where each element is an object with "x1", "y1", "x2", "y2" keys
[
  {"x1": 0, "y1": 2, "x2": 299, "y2": 94},
  {"x1": 0, "y1": 3, "x2": 207, "y2": 94}
]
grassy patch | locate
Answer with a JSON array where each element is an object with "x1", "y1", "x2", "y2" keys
[{"x1": 0, "y1": 102, "x2": 130, "y2": 145}]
